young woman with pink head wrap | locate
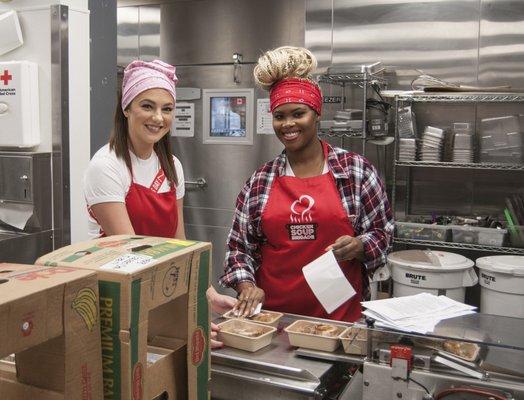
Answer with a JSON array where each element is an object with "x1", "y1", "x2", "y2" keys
[
  {"x1": 84, "y1": 59, "x2": 236, "y2": 348},
  {"x1": 84, "y1": 59, "x2": 183, "y2": 239}
]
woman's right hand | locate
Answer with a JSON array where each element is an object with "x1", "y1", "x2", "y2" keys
[{"x1": 233, "y1": 282, "x2": 265, "y2": 317}]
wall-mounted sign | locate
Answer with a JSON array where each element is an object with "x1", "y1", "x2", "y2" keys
[
  {"x1": 171, "y1": 102, "x2": 194, "y2": 137},
  {"x1": 202, "y1": 88, "x2": 254, "y2": 145},
  {"x1": 323, "y1": 96, "x2": 344, "y2": 104},
  {"x1": 256, "y1": 98, "x2": 274, "y2": 135}
]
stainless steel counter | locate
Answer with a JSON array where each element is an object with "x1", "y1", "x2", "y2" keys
[
  {"x1": 210, "y1": 312, "x2": 524, "y2": 400},
  {"x1": 210, "y1": 314, "x2": 357, "y2": 400},
  {"x1": 0, "y1": 230, "x2": 53, "y2": 264}
]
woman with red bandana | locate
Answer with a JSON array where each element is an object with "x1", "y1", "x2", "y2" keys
[
  {"x1": 219, "y1": 47, "x2": 394, "y2": 322},
  {"x1": 84, "y1": 59, "x2": 235, "y2": 347}
]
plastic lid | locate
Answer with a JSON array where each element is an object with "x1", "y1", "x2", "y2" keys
[
  {"x1": 388, "y1": 249, "x2": 474, "y2": 271},
  {"x1": 476, "y1": 255, "x2": 524, "y2": 277}
]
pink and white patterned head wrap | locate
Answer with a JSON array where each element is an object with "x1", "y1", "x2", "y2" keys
[{"x1": 121, "y1": 59, "x2": 178, "y2": 110}]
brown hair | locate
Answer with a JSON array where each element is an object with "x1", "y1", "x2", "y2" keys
[{"x1": 109, "y1": 92, "x2": 178, "y2": 188}]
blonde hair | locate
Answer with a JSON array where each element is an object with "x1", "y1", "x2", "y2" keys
[{"x1": 253, "y1": 46, "x2": 317, "y2": 90}]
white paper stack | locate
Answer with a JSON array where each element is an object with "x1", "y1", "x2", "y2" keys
[
  {"x1": 419, "y1": 126, "x2": 445, "y2": 161},
  {"x1": 361, "y1": 293, "x2": 476, "y2": 334}
]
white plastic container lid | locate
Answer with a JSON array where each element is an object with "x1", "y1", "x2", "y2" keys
[
  {"x1": 388, "y1": 249, "x2": 474, "y2": 271},
  {"x1": 476, "y1": 255, "x2": 524, "y2": 277}
]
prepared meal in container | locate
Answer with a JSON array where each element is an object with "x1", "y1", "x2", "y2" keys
[
  {"x1": 413, "y1": 337, "x2": 481, "y2": 362},
  {"x1": 217, "y1": 319, "x2": 276, "y2": 352},
  {"x1": 285, "y1": 320, "x2": 346, "y2": 352},
  {"x1": 339, "y1": 326, "x2": 367, "y2": 355},
  {"x1": 222, "y1": 309, "x2": 283, "y2": 326},
  {"x1": 442, "y1": 340, "x2": 480, "y2": 362}
]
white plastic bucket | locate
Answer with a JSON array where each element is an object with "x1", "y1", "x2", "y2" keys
[
  {"x1": 388, "y1": 249, "x2": 477, "y2": 302},
  {"x1": 476, "y1": 255, "x2": 524, "y2": 318}
]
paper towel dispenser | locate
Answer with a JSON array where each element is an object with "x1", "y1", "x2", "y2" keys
[
  {"x1": 0, "y1": 61, "x2": 40, "y2": 148},
  {"x1": 0, "y1": 152, "x2": 51, "y2": 231}
]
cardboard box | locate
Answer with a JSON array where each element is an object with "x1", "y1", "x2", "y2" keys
[
  {"x1": 35, "y1": 235, "x2": 211, "y2": 400},
  {"x1": 0, "y1": 263, "x2": 103, "y2": 399}
]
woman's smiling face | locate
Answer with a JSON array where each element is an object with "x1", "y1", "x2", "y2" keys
[
  {"x1": 272, "y1": 103, "x2": 319, "y2": 152},
  {"x1": 124, "y1": 88, "x2": 174, "y2": 149}
]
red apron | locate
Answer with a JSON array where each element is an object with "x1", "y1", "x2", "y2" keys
[
  {"x1": 125, "y1": 168, "x2": 179, "y2": 237},
  {"x1": 89, "y1": 168, "x2": 179, "y2": 238},
  {"x1": 257, "y1": 145, "x2": 362, "y2": 322}
]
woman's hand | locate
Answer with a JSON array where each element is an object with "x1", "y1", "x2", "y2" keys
[
  {"x1": 206, "y1": 286, "x2": 237, "y2": 314},
  {"x1": 233, "y1": 282, "x2": 265, "y2": 317},
  {"x1": 326, "y1": 235, "x2": 365, "y2": 262},
  {"x1": 210, "y1": 322, "x2": 223, "y2": 349}
]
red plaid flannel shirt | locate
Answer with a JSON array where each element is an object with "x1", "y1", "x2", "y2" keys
[{"x1": 219, "y1": 142, "x2": 394, "y2": 300}]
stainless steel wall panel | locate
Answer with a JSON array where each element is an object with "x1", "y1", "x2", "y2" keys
[
  {"x1": 479, "y1": 0, "x2": 524, "y2": 88},
  {"x1": 408, "y1": 169, "x2": 524, "y2": 217},
  {"x1": 331, "y1": 0, "x2": 480, "y2": 88},
  {"x1": 89, "y1": 0, "x2": 118, "y2": 156},
  {"x1": 171, "y1": 64, "x2": 283, "y2": 211},
  {"x1": 138, "y1": 5, "x2": 160, "y2": 61},
  {"x1": 185, "y1": 224, "x2": 237, "y2": 297},
  {"x1": 306, "y1": 0, "x2": 333, "y2": 71},
  {"x1": 117, "y1": 6, "x2": 139, "y2": 66},
  {"x1": 160, "y1": 0, "x2": 305, "y2": 65},
  {"x1": 51, "y1": 5, "x2": 70, "y2": 248},
  {"x1": 184, "y1": 207, "x2": 234, "y2": 230}
]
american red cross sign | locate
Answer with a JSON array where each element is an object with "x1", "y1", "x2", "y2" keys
[{"x1": 1, "y1": 70, "x2": 12, "y2": 85}]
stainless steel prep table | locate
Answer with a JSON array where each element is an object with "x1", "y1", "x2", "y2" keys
[
  {"x1": 211, "y1": 312, "x2": 524, "y2": 400},
  {"x1": 210, "y1": 314, "x2": 359, "y2": 400}
]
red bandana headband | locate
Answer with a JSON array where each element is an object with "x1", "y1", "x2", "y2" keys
[{"x1": 269, "y1": 77, "x2": 323, "y2": 115}]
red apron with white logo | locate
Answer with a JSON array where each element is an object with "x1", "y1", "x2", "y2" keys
[
  {"x1": 89, "y1": 168, "x2": 179, "y2": 238},
  {"x1": 125, "y1": 168, "x2": 179, "y2": 237},
  {"x1": 257, "y1": 149, "x2": 362, "y2": 321}
]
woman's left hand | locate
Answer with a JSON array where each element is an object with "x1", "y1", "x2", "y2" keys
[
  {"x1": 207, "y1": 286, "x2": 237, "y2": 315},
  {"x1": 210, "y1": 322, "x2": 223, "y2": 349},
  {"x1": 325, "y1": 235, "x2": 365, "y2": 262}
]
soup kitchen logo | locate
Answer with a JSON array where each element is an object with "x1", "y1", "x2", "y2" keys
[{"x1": 286, "y1": 195, "x2": 317, "y2": 241}]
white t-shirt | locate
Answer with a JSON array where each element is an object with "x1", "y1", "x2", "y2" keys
[{"x1": 84, "y1": 144, "x2": 185, "y2": 238}]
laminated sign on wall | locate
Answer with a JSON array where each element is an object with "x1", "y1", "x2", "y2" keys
[{"x1": 0, "y1": 61, "x2": 40, "y2": 148}]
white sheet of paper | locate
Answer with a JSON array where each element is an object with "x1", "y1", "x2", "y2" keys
[
  {"x1": 302, "y1": 250, "x2": 356, "y2": 314},
  {"x1": 361, "y1": 293, "x2": 477, "y2": 334}
]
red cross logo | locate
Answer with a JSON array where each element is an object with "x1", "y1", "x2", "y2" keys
[{"x1": 1, "y1": 70, "x2": 12, "y2": 86}]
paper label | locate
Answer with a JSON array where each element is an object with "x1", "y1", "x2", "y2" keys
[
  {"x1": 256, "y1": 98, "x2": 274, "y2": 134},
  {"x1": 99, "y1": 253, "x2": 153, "y2": 272},
  {"x1": 172, "y1": 102, "x2": 195, "y2": 137}
]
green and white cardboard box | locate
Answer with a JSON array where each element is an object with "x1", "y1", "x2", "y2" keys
[{"x1": 36, "y1": 235, "x2": 211, "y2": 400}]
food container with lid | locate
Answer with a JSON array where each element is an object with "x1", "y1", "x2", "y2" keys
[
  {"x1": 217, "y1": 319, "x2": 276, "y2": 352},
  {"x1": 388, "y1": 249, "x2": 477, "y2": 302},
  {"x1": 339, "y1": 325, "x2": 367, "y2": 355},
  {"x1": 222, "y1": 309, "x2": 283, "y2": 327},
  {"x1": 396, "y1": 221, "x2": 450, "y2": 242},
  {"x1": 476, "y1": 255, "x2": 524, "y2": 318},
  {"x1": 285, "y1": 320, "x2": 346, "y2": 352},
  {"x1": 450, "y1": 225, "x2": 507, "y2": 246}
]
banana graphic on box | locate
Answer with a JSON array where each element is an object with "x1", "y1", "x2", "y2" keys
[{"x1": 72, "y1": 287, "x2": 98, "y2": 331}]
